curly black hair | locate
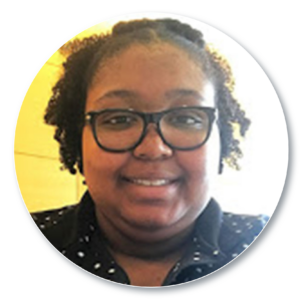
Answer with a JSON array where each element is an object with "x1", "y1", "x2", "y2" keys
[{"x1": 45, "y1": 18, "x2": 250, "y2": 175}]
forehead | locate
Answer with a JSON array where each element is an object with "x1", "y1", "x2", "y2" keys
[{"x1": 86, "y1": 43, "x2": 214, "y2": 110}]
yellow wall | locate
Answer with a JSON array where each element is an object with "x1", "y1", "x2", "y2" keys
[{"x1": 14, "y1": 23, "x2": 112, "y2": 213}]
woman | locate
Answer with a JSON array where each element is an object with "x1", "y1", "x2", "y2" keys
[{"x1": 32, "y1": 18, "x2": 268, "y2": 287}]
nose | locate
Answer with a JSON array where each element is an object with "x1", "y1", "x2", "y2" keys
[{"x1": 133, "y1": 125, "x2": 173, "y2": 160}]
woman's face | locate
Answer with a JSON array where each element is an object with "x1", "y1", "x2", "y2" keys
[{"x1": 83, "y1": 43, "x2": 220, "y2": 242}]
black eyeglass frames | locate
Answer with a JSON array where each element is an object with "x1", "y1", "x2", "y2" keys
[{"x1": 85, "y1": 106, "x2": 216, "y2": 152}]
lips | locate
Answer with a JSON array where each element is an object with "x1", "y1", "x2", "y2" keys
[
  {"x1": 125, "y1": 178, "x2": 173, "y2": 186},
  {"x1": 121, "y1": 174, "x2": 180, "y2": 187},
  {"x1": 120, "y1": 174, "x2": 182, "y2": 203}
]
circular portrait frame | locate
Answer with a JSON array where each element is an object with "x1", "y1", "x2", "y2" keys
[{"x1": 9, "y1": 9, "x2": 300, "y2": 299}]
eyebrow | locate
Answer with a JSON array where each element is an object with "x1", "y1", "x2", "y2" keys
[
  {"x1": 165, "y1": 89, "x2": 204, "y2": 101},
  {"x1": 96, "y1": 90, "x2": 138, "y2": 102},
  {"x1": 96, "y1": 88, "x2": 204, "y2": 102}
]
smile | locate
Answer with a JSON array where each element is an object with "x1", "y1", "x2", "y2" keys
[
  {"x1": 123, "y1": 177, "x2": 176, "y2": 186},
  {"x1": 121, "y1": 176, "x2": 181, "y2": 202},
  {"x1": 128, "y1": 179, "x2": 172, "y2": 186}
]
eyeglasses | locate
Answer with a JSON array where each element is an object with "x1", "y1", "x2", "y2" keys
[{"x1": 85, "y1": 106, "x2": 216, "y2": 152}]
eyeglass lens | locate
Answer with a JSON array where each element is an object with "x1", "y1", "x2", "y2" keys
[{"x1": 95, "y1": 110, "x2": 144, "y2": 149}]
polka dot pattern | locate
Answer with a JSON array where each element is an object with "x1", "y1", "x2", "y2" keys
[
  {"x1": 31, "y1": 194, "x2": 268, "y2": 286},
  {"x1": 32, "y1": 205, "x2": 76, "y2": 231}
]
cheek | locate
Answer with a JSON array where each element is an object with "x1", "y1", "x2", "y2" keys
[
  {"x1": 177, "y1": 132, "x2": 220, "y2": 194},
  {"x1": 179, "y1": 148, "x2": 219, "y2": 180},
  {"x1": 177, "y1": 149, "x2": 209, "y2": 193},
  {"x1": 82, "y1": 128, "x2": 129, "y2": 188}
]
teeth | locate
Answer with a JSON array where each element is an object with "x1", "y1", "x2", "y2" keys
[{"x1": 130, "y1": 179, "x2": 171, "y2": 186}]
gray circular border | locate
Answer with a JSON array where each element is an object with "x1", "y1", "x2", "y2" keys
[{"x1": 9, "y1": 9, "x2": 300, "y2": 299}]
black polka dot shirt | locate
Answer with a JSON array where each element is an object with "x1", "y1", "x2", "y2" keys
[{"x1": 31, "y1": 192, "x2": 268, "y2": 286}]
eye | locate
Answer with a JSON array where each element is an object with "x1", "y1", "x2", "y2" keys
[
  {"x1": 106, "y1": 115, "x2": 135, "y2": 125},
  {"x1": 166, "y1": 113, "x2": 204, "y2": 129},
  {"x1": 96, "y1": 111, "x2": 140, "y2": 130},
  {"x1": 172, "y1": 115, "x2": 202, "y2": 124}
]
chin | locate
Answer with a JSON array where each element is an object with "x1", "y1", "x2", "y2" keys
[
  {"x1": 125, "y1": 217, "x2": 171, "y2": 231},
  {"x1": 119, "y1": 208, "x2": 192, "y2": 236}
]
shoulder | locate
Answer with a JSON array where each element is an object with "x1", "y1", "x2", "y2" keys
[
  {"x1": 31, "y1": 205, "x2": 78, "y2": 229},
  {"x1": 219, "y1": 212, "x2": 269, "y2": 258},
  {"x1": 31, "y1": 204, "x2": 79, "y2": 250}
]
